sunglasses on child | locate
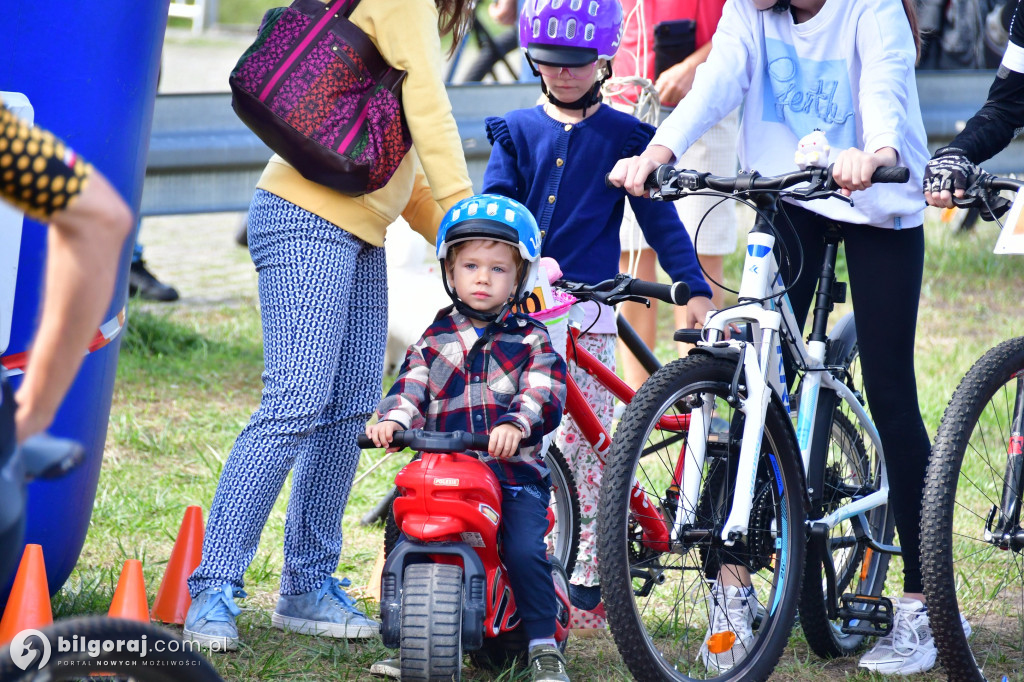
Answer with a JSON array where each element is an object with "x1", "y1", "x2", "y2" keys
[{"x1": 534, "y1": 61, "x2": 599, "y2": 79}]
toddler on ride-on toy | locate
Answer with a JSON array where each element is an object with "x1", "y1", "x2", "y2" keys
[{"x1": 364, "y1": 194, "x2": 570, "y2": 681}]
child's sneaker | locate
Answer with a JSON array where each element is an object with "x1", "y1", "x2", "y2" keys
[
  {"x1": 183, "y1": 584, "x2": 246, "y2": 651},
  {"x1": 699, "y1": 584, "x2": 757, "y2": 673},
  {"x1": 568, "y1": 583, "x2": 605, "y2": 633},
  {"x1": 271, "y1": 576, "x2": 379, "y2": 638},
  {"x1": 528, "y1": 643, "x2": 570, "y2": 682},
  {"x1": 858, "y1": 597, "x2": 970, "y2": 675}
]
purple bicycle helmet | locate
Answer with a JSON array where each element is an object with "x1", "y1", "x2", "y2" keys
[{"x1": 519, "y1": 0, "x2": 623, "y2": 67}]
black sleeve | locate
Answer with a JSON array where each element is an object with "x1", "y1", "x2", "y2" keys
[{"x1": 949, "y1": 0, "x2": 1024, "y2": 163}]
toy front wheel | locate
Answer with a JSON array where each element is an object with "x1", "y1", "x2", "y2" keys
[{"x1": 401, "y1": 563, "x2": 464, "y2": 681}]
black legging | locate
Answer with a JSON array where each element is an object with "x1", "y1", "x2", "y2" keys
[{"x1": 776, "y1": 202, "x2": 931, "y2": 594}]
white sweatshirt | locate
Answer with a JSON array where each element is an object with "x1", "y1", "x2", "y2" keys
[{"x1": 651, "y1": 0, "x2": 927, "y2": 229}]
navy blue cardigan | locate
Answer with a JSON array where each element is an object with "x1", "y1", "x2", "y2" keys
[{"x1": 482, "y1": 104, "x2": 712, "y2": 300}]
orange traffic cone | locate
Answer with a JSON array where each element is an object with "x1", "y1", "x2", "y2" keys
[
  {"x1": 108, "y1": 559, "x2": 150, "y2": 622},
  {"x1": 151, "y1": 505, "x2": 204, "y2": 624},
  {"x1": 0, "y1": 544, "x2": 52, "y2": 645}
]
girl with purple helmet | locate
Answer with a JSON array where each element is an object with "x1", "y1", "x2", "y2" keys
[{"x1": 482, "y1": 0, "x2": 715, "y2": 634}]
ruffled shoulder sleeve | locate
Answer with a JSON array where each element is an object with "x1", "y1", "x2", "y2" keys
[
  {"x1": 485, "y1": 116, "x2": 515, "y2": 155},
  {"x1": 621, "y1": 120, "x2": 657, "y2": 157}
]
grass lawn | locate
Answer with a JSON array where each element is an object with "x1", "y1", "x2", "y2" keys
[{"x1": 49, "y1": 214, "x2": 1024, "y2": 681}]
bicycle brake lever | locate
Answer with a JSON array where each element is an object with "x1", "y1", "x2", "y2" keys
[{"x1": 790, "y1": 186, "x2": 854, "y2": 204}]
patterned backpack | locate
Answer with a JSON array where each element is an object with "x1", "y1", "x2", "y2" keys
[{"x1": 229, "y1": 0, "x2": 412, "y2": 195}]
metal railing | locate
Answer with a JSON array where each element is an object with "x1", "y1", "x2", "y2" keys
[{"x1": 139, "y1": 71, "x2": 1020, "y2": 217}]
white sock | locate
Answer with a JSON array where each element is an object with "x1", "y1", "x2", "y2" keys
[{"x1": 529, "y1": 637, "x2": 558, "y2": 649}]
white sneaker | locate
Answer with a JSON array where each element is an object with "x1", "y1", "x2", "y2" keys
[
  {"x1": 699, "y1": 584, "x2": 758, "y2": 673},
  {"x1": 859, "y1": 597, "x2": 944, "y2": 674}
]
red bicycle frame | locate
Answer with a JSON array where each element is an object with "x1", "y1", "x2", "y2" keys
[{"x1": 563, "y1": 325, "x2": 691, "y2": 552}]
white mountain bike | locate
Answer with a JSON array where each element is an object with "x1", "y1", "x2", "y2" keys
[{"x1": 598, "y1": 161, "x2": 909, "y2": 681}]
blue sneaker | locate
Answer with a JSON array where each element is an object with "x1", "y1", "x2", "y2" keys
[
  {"x1": 271, "y1": 577, "x2": 379, "y2": 638},
  {"x1": 183, "y1": 584, "x2": 246, "y2": 651}
]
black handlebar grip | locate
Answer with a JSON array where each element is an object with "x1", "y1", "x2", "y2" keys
[
  {"x1": 627, "y1": 280, "x2": 690, "y2": 306},
  {"x1": 461, "y1": 432, "x2": 493, "y2": 451},
  {"x1": 605, "y1": 172, "x2": 616, "y2": 189},
  {"x1": 870, "y1": 166, "x2": 910, "y2": 184}
]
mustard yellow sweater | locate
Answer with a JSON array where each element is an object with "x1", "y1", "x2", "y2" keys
[{"x1": 256, "y1": 0, "x2": 474, "y2": 246}]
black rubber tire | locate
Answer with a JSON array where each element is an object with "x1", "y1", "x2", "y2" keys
[
  {"x1": 401, "y1": 563, "x2": 464, "y2": 681},
  {"x1": 384, "y1": 501, "x2": 401, "y2": 558},
  {"x1": 384, "y1": 445, "x2": 580, "y2": 579},
  {"x1": 799, "y1": 410, "x2": 893, "y2": 658},
  {"x1": 545, "y1": 443, "x2": 581, "y2": 578},
  {"x1": 598, "y1": 355, "x2": 806, "y2": 681},
  {"x1": 0, "y1": 617, "x2": 223, "y2": 681},
  {"x1": 921, "y1": 336, "x2": 1024, "y2": 682},
  {"x1": 459, "y1": 28, "x2": 519, "y2": 83}
]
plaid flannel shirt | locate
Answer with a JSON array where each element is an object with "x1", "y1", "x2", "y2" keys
[{"x1": 376, "y1": 308, "x2": 567, "y2": 485}]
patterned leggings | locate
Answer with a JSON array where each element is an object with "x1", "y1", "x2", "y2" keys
[
  {"x1": 188, "y1": 190, "x2": 387, "y2": 597},
  {"x1": 555, "y1": 332, "x2": 616, "y2": 588}
]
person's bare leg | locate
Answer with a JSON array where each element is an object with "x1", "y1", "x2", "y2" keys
[
  {"x1": 717, "y1": 565, "x2": 752, "y2": 588},
  {"x1": 700, "y1": 254, "x2": 726, "y2": 309},
  {"x1": 618, "y1": 248, "x2": 659, "y2": 391}
]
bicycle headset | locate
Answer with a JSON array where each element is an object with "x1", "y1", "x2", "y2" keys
[
  {"x1": 436, "y1": 194, "x2": 542, "y2": 323},
  {"x1": 519, "y1": 0, "x2": 623, "y2": 114}
]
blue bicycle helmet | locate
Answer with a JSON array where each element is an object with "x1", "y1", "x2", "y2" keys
[{"x1": 437, "y1": 194, "x2": 542, "y2": 322}]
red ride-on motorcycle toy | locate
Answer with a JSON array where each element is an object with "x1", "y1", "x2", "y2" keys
[{"x1": 358, "y1": 429, "x2": 572, "y2": 680}]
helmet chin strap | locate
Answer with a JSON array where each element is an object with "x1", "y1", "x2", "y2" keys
[
  {"x1": 532, "y1": 60, "x2": 609, "y2": 118},
  {"x1": 771, "y1": 0, "x2": 791, "y2": 12},
  {"x1": 541, "y1": 80, "x2": 604, "y2": 115}
]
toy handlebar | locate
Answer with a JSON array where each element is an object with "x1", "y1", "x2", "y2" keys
[{"x1": 358, "y1": 429, "x2": 491, "y2": 453}]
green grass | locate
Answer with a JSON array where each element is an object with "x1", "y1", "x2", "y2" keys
[{"x1": 43, "y1": 215, "x2": 1024, "y2": 681}]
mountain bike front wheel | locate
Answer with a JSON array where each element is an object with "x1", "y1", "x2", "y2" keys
[
  {"x1": 598, "y1": 355, "x2": 806, "y2": 681},
  {"x1": 922, "y1": 336, "x2": 1024, "y2": 682}
]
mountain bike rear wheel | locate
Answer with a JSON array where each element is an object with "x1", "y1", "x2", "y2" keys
[
  {"x1": 799, "y1": 409, "x2": 893, "y2": 658},
  {"x1": 922, "y1": 336, "x2": 1024, "y2": 682},
  {"x1": 598, "y1": 355, "x2": 806, "y2": 681}
]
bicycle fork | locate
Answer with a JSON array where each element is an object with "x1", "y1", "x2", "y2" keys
[
  {"x1": 673, "y1": 231, "x2": 783, "y2": 547},
  {"x1": 988, "y1": 371, "x2": 1024, "y2": 551}
]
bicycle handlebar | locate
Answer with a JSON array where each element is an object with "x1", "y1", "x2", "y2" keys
[
  {"x1": 555, "y1": 274, "x2": 690, "y2": 307},
  {"x1": 606, "y1": 164, "x2": 909, "y2": 200},
  {"x1": 358, "y1": 429, "x2": 491, "y2": 453},
  {"x1": 952, "y1": 171, "x2": 1024, "y2": 209}
]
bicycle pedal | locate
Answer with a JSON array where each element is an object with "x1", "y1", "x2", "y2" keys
[{"x1": 838, "y1": 594, "x2": 893, "y2": 636}]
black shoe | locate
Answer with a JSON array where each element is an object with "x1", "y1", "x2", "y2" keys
[
  {"x1": 129, "y1": 261, "x2": 179, "y2": 302},
  {"x1": 234, "y1": 220, "x2": 249, "y2": 247}
]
